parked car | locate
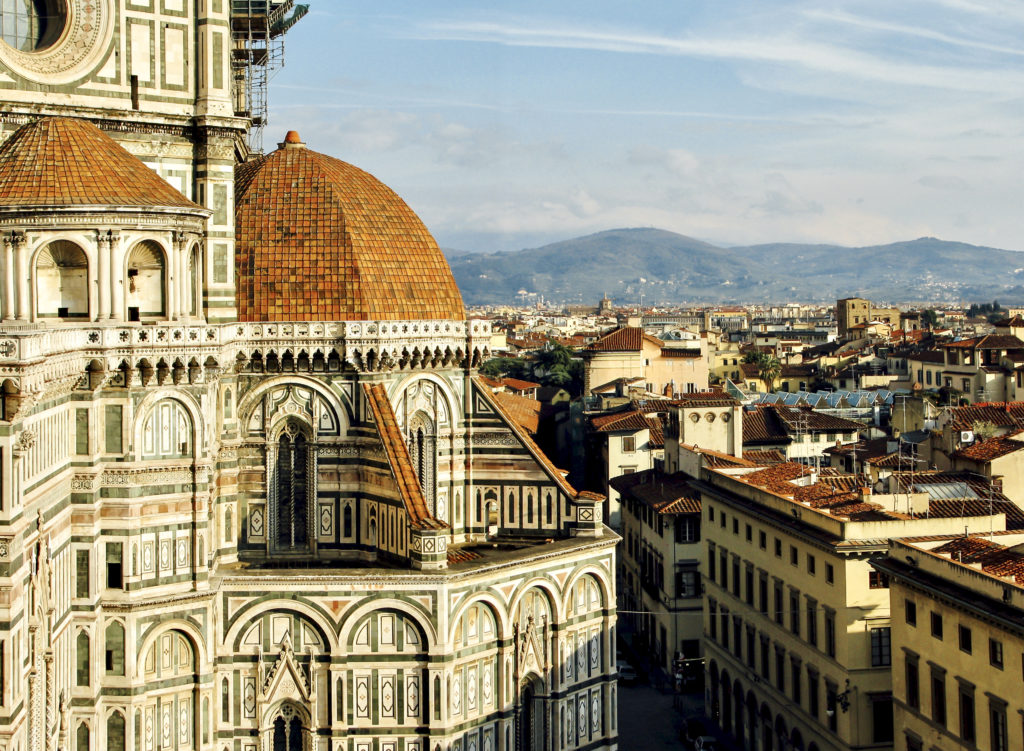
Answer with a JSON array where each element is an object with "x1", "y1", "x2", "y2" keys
[{"x1": 616, "y1": 661, "x2": 638, "y2": 683}]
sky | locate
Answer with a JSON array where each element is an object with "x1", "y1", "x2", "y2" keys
[{"x1": 267, "y1": 0, "x2": 1024, "y2": 254}]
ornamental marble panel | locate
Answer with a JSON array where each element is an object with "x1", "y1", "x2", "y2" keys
[
  {"x1": 318, "y1": 503, "x2": 334, "y2": 540},
  {"x1": 354, "y1": 675, "x2": 370, "y2": 719},
  {"x1": 591, "y1": 692, "x2": 601, "y2": 734},
  {"x1": 249, "y1": 505, "x2": 265, "y2": 539},
  {"x1": 380, "y1": 673, "x2": 396, "y2": 719},
  {"x1": 158, "y1": 539, "x2": 171, "y2": 572},
  {"x1": 142, "y1": 541, "x2": 155, "y2": 574},
  {"x1": 243, "y1": 677, "x2": 256, "y2": 718},
  {"x1": 466, "y1": 665, "x2": 478, "y2": 713},
  {"x1": 577, "y1": 696, "x2": 587, "y2": 744},
  {"x1": 406, "y1": 674, "x2": 420, "y2": 719}
]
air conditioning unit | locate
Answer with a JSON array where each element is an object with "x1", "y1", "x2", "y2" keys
[{"x1": 960, "y1": 430, "x2": 975, "y2": 444}]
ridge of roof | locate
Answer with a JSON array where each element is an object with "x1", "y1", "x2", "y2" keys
[{"x1": 362, "y1": 383, "x2": 445, "y2": 530}]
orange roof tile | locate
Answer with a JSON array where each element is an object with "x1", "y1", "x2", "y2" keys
[
  {"x1": 0, "y1": 117, "x2": 202, "y2": 211},
  {"x1": 953, "y1": 432, "x2": 1024, "y2": 462},
  {"x1": 585, "y1": 327, "x2": 662, "y2": 352},
  {"x1": 235, "y1": 134, "x2": 465, "y2": 322},
  {"x1": 492, "y1": 391, "x2": 542, "y2": 434},
  {"x1": 363, "y1": 383, "x2": 445, "y2": 530}
]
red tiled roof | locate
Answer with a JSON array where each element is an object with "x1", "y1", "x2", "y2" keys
[
  {"x1": 592, "y1": 410, "x2": 652, "y2": 433},
  {"x1": 741, "y1": 449, "x2": 787, "y2": 465},
  {"x1": 930, "y1": 537, "x2": 1024, "y2": 583},
  {"x1": 585, "y1": 327, "x2": 662, "y2": 352},
  {"x1": 944, "y1": 334, "x2": 1024, "y2": 349},
  {"x1": 501, "y1": 377, "x2": 541, "y2": 391},
  {"x1": 647, "y1": 417, "x2": 665, "y2": 448},
  {"x1": 362, "y1": 384, "x2": 445, "y2": 530},
  {"x1": 492, "y1": 391, "x2": 542, "y2": 434},
  {"x1": 590, "y1": 376, "x2": 646, "y2": 395},
  {"x1": 235, "y1": 136, "x2": 465, "y2": 322},
  {"x1": 660, "y1": 348, "x2": 702, "y2": 358},
  {"x1": 742, "y1": 406, "x2": 791, "y2": 444},
  {"x1": 953, "y1": 432, "x2": 1024, "y2": 462},
  {"x1": 678, "y1": 443, "x2": 755, "y2": 468},
  {"x1": 609, "y1": 470, "x2": 701, "y2": 515},
  {"x1": 669, "y1": 392, "x2": 739, "y2": 407},
  {"x1": 0, "y1": 117, "x2": 202, "y2": 211},
  {"x1": 947, "y1": 402, "x2": 1024, "y2": 431}
]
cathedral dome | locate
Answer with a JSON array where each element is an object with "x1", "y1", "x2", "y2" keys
[{"x1": 234, "y1": 132, "x2": 466, "y2": 322}]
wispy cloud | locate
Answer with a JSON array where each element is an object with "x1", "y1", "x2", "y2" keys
[
  {"x1": 803, "y1": 8, "x2": 1024, "y2": 57},
  {"x1": 411, "y1": 19, "x2": 1024, "y2": 93}
]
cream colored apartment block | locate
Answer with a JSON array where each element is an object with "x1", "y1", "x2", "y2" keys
[
  {"x1": 698, "y1": 465, "x2": 1005, "y2": 751},
  {"x1": 875, "y1": 537, "x2": 1024, "y2": 751}
]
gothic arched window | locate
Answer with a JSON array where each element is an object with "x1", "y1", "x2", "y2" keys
[
  {"x1": 407, "y1": 412, "x2": 436, "y2": 514},
  {"x1": 272, "y1": 704, "x2": 305, "y2": 751},
  {"x1": 271, "y1": 423, "x2": 313, "y2": 551}
]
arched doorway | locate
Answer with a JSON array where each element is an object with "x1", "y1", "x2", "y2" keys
[
  {"x1": 126, "y1": 241, "x2": 166, "y2": 320},
  {"x1": 760, "y1": 705, "x2": 773, "y2": 751},
  {"x1": 732, "y1": 680, "x2": 744, "y2": 745},
  {"x1": 35, "y1": 241, "x2": 88, "y2": 319},
  {"x1": 720, "y1": 670, "x2": 732, "y2": 735},
  {"x1": 518, "y1": 676, "x2": 544, "y2": 751}
]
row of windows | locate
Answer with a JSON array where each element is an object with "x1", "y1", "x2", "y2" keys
[
  {"x1": 707, "y1": 506, "x2": 836, "y2": 584},
  {"x1": 904, "y1": 655, "x2": 1009, "y2": 751},
  {"x1": 707, "y1": 544, "x2": 838, "y2": 659},
  {"x1": 707, "y1": 597, "x2": 893, "y2": 742},
  {"x1": 906, "y1": 598, "x2": 1008, "y2": 670},
  {"x1": 623, "y1": 496, "x2": 700, "y2": 543}
]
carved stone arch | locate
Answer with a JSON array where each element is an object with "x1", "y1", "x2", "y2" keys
[
  {"x1": 562, "y1": 565, "x2": 613, "y2": 614},
  {"x1": 236, "y1": 375, "x2": 350, "y2": 440},
  {"x1": 132, "y1": 389, "x2": 204, "y2": 461},
  {"x1": 33, "y1": 238, "x2": 90, "y2": 320},
  {"x1": 263, "y1": 699, "x2": 313, "y2": 751},
  {"x1": 337, "y1": 596, "x2": 437, "y2": 651},
  {"x1": 134, "y1": 620, "x2": 210, "y2": 680},
  {"x1": 448, "y1": 594, "x2": 509, "y2": 647},
  {"x1": 225, "y1": 602, "x2": 339, "y2": 654},
  {"x1": 510, "y1": 577, "x2": 563, "y2": 624},
  {"x1": 124, "y1": 238, "x2": 169, "y2": 321}
]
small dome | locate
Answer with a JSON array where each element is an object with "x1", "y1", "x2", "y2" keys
[
  {"x1": 234, "y1": 136, "x2": 465, "y2": 322},
  {"x1": 0, "y1": 117, "x2": 201, "y2": 211}
]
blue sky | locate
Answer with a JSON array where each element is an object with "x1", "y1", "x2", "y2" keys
[{"x1": 268, "y1": 1, "x2": 1024, "y2": 253}]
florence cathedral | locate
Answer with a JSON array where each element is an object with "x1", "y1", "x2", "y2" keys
[{"x1": 0, "y1": 2, "x2": 618, "y2": 751}]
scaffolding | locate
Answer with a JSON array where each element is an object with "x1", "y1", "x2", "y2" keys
[{"x1": 231, "y1": 0, "x2": 309, "y2": 153}]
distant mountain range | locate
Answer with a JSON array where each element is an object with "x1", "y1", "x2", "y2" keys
[{"x1": 444, "y1": 228, "x2": 1024, "y2": 306}]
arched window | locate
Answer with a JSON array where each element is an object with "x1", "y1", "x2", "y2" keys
[
  {"x1": 224, "y1": 507, "x2": 233, "y2": 544},
  {"x1": 224, "y1": 388, "x2": 233, "y2": 419},
  {"x1": 140, "y1": 400, "x2": 192, "y2": 459},
  {"x1": 104, "y1": 621, "x2": 124, "y2": 676},
  {"x1": 107, "y1": 711, "x2": 126, "y2": 751},
  {"x1": 0, "y1": 1, "x2": 66, "y2": 51},
  {"x1": 271, "y1": 704, "x2": 305, "y2": 751},
  {"x1": 433, "y1": 675, "x2": 441, "y2": 720},
  {"x1": 407, "y1": 412, "x2": 436, "y2": 514},
  {"x1": 126, "y1": 241, "x2": 166, "y2": 320},
  {"x1": 35, "y1": 241, "x2": 88, "y2": 319},
  {"x1": 272, "y1": 423, "x2": 311, "y2": 551},
  {"x1": 76, "y1": 631, "x2": 90, "y2": 686},
  {"x1": 545, "y1": 493, "x2": 553, "y2": 525},
  {"x1": 134, "y1": 710, "x2": 142, "y2": 750},
  {"x1": 221, "y1": 677, "x2": 230, "y2": 723},
  {"x1": 343, "y1": 503, "x2": 352, "y2": 538},
  {"x1": 76, "y1": 723, "x2": 89, "y2": 751},
  {"x1": 336, "y1": 677, "x2": 344, "y2": 721}
]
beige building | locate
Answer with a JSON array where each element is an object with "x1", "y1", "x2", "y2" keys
[
  {"x1": 699, "y1": 461, "x2": 1006, "y2": 751},
  {"x1": 874, "y1": 535, "x2": 1024, "y2": 751},
  {"x1": 591, "y1": 409, "x2": 664, "y2": 527},
  {"x1": 836, "y1": 299, "x2": 899, "y2": 340},
  {"x1": 582, "y1": 327, "x2": 709, "y2": 397}
]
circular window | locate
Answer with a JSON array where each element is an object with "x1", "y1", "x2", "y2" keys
[
  {"x1": 705, "y1": 412, "x2": 716, "y2": 423},
  {"x1": 689, "y1": 413, "x2": 700, "y2": 423},
  {"x1": 0, "y1": 0, "x2": 67, "y2": 52},
  {"x1": 721, "y1": 413, "x2": 731, "y2": 423}
]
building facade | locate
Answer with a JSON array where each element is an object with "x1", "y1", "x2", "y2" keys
[{"x1": 0, "y1": 3, "x2": 617, "y2": 751}]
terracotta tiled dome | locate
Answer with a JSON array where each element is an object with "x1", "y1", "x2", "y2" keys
[
  {"x1": 234, "y1": 133, "x2": 465, "y2": 322},
  {"x1": 0, "y1": 117, "x2": 200, "y2": 210}
]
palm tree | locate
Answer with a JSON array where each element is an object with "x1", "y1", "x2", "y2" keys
[{"x1": 757, "y1": 354, "x2": 782, "y2": 393}]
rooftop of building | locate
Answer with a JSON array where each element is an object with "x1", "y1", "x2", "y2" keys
[
  {"x1": 0, "y1": 117, "x2": 204, "y2": 212},
  {"x1": 234, "y1": 131, "x2": 465, "y2": 322}
]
